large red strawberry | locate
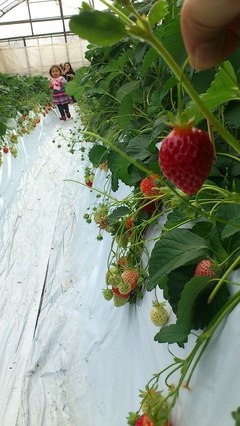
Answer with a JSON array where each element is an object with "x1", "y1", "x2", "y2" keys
[
  {"x1": 135, "y1": 414, "x2": 155, "y2": 426},
  {"x1": 194, "y1": 259, "x2": 216, "y2": 278},
  {"x1": 159, "y1": 127, "x2": 214, "y2": 195},
  {"x1": 140, "y1": 175, "x2": 161, "y2": 197}
]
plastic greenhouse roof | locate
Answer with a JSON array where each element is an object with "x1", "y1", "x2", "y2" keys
[{"x1": 0, "y1": 0, "x2": 25, "y2": 17}]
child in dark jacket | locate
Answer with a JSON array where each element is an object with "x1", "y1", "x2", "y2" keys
[{"x1": 49, "y1": 65, "x2": 72, "y2": 120}]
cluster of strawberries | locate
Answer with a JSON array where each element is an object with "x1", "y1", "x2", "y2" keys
[
  {"x1": 127, "y1": 384, "x2": 173, "y2": 426},
  {"x1": 103, "y1": 262, "x2": 140, "y2": 307}
]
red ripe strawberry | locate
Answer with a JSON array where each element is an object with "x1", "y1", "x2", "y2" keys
[
  {"x1": 194, "y1": 259, "x2": 215, "y2": 278},
  {"x1": 140, "y1": 201, "x2": 157, "y2": 214},
  {"x1": 140, "y1": 175, "x2": 161, "y2": 197},
  {"x1": 3, "y1": 146, "x2": 9, "y2": 153},
  {"x1": 126, "y1": 217, "x2": 133, "y2": 230},
  {"x1": 135, "y1": 414, "x2": 155, "y2": 426},
  {"x1": 112, "y1": 287, "x2": 130, "y2": 299},
  {"x1": 85, "y1": 181, "x2": 93, "y2": 187},
  {"x1": 126, "y1": 216, "x2": 134, "y2": 237},
  {"x1": 159, "y1": 127, "x2": 214, "y2": 195},
  {"x1": 121, "y1": 269, "x2": 139, "y2": 290}
]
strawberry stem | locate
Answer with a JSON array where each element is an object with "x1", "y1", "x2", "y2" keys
[
  {"x1": 141, "y1": 30, "x2": 240, "y2": 153},
  {"x1": 81, "y1": 131, "x2": 151, "y2": 175},
  {"x1": 208, "y1": 255, "x2": 240, "y2": 303}
]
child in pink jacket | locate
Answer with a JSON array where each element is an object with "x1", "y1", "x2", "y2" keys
[{"x1": 49, "y1": 65, "x2": 72, "y2": 121}]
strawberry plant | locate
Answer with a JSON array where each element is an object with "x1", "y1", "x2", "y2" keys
[
  {"x1": 0, "y1": 73, "x2": 51, "y2": 161},
  {"x1": 66, "y1": 0, "x2": 240, "y2": 423}
]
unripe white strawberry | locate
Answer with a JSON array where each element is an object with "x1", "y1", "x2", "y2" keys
[{"x1": 150, "y1": 301, "x2": 169, "y2": 327}]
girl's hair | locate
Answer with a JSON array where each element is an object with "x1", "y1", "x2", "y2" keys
[
  {"x1": 64, "y1": 62, "x2": 75, "y2": 74},
  {"x1": 49, "y1": 64, "x2": 62, "y2": 77}
]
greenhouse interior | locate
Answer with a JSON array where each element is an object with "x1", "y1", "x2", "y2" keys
[{"x1": 1, "y1": 1, "x2": 240, "y2": 425}]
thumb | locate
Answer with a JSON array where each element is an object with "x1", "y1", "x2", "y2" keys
[{"x1": 181, "y1": 0, "x2": 240, "y2": 70}]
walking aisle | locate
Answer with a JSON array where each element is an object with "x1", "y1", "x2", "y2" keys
[
  {"x1": 0, "y1": 107, "x2": 82, "y2": 425},
  {"x1": 1, "y1": 108, "x2": 240, "y2": 426}
]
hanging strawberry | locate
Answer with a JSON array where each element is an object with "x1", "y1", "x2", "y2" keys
[{"x1": 159, "y1": 126, "x2": 214, "y2": 195}]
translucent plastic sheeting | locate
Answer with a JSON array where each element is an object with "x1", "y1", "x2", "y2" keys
[
  {"x1": 0, "y1": 108, "x2": 239, "y2": 426},
  {"x1": 0, "y1": 39, "x2": 89, "y2": 76}
]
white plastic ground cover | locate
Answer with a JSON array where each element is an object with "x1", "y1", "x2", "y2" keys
[{"x1": 0, "y1": 107, "x2": 239, "y2": 426}]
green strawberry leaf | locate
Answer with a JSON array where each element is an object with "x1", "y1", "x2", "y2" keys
[
  {"x1": 164, "y1": 265, "x2": 196, "y2": 314},
  {"x1": 148, "y1": 0, "x2": 169, "y2": 27},
  {"x1": 222, "y1": 216, "x2": 240, "y2": 239},
  {"x1": 125, "y1": 135, "x2": 152, "y2": 161},
  {"x1": 81, "y1": 1, "x2": 93, "y2": 11},
  {"x1": 0, "y1": 121, "x2": 7, "y2": 136},
  {"x1": 154, "y1": 276, "x2": 210, "y2": 346},
  {"x1": 192, "y1": 282, "x2": 229, "y2": 330},
  {"x1": 117, "y1": 94, "x2": 134, "y2": 127},
  {"x1": 232, "y1": 407, "x2": 240, "y2": 426},
  {"x1": 139, "y1": 48, "x2": 158, "y2": 77},
  {"x1": 191, "y1": 221, "x2": 213, "y2": 239},
  {"x1": 161, "y1": 16, "x2": 187, "y2": 66},
  {"x1": 163, "y1": 208, "x2": 188, "y2": 230},
  {"x1": 101, "y1": 52, "x2": 129, "y2": 73},
  {"x1": 224, "y1": 102, "x2": 240, "y2": 129},
  {"x1": 108, "y1": 151, "x2": 131, "y2": 190},
  {"x1": 148, "y1": 229, "x2": 210, "y2": 290},
  {"x1": 88, "y1": 144, "x2": 108, "y2": 167},
  {"x1": 184, "y1": 61, "x2": 240, "y2": 122},
  {"x1": 116, "y1": 81, "x2": 140, "y2": 102},
  {"x1": 66, "y1": 80, "x2": 85, "y2": 99},
  {"x1": 107, "y1": 206, "x2": 131, "y2": 223},
  {"x1": 70, "y1": 11, "x2": 126, "y2": 46},
  {"x1": 209, "y1": 225, "x2": 228, "y2": 262}
]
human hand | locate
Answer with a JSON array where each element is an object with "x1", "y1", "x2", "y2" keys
[{"x1": 181, "y1": 0, "x2": 240, "y2": 70}]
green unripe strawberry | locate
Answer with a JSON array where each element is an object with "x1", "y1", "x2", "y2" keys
[
  {"x1": 113, "y1": 294, "x2": 129, "y2": 307},
  {"x1": 94, "y1": 204, "x2": 109, "y2": 229},
  {"x1": 115, "y1": 233, "x2": 128, "y2": 249},
  {"x1": 102, "y1": 288, "x2": 113, "y2": 301},
  {"x1": 105, "y1": 266, "x2": 119, "y2": 286},
  {"x1": 10, "y1": 147, "x2": 17, "y2": 157},
  {"x1": 118, "y1": 280, "x2": 131, "y2": 295},
  {"x1": 150, "y1": 301, "x2": 169, "y2": 327}
]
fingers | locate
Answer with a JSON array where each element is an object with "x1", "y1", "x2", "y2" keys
[{"x1": 181, "y1": 0, "x2": 240, "y2": 69}]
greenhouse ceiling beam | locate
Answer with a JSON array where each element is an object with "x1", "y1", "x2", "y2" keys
[
  {"x1": 0, "y1": 30, "x2": 73, "y2": 42},
  {"x1": 0, "y1": 15, "x2": 72, "y2": 25},
  {"x1": 0, "y1": 0, "x2": 25, "y2": 18}
]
